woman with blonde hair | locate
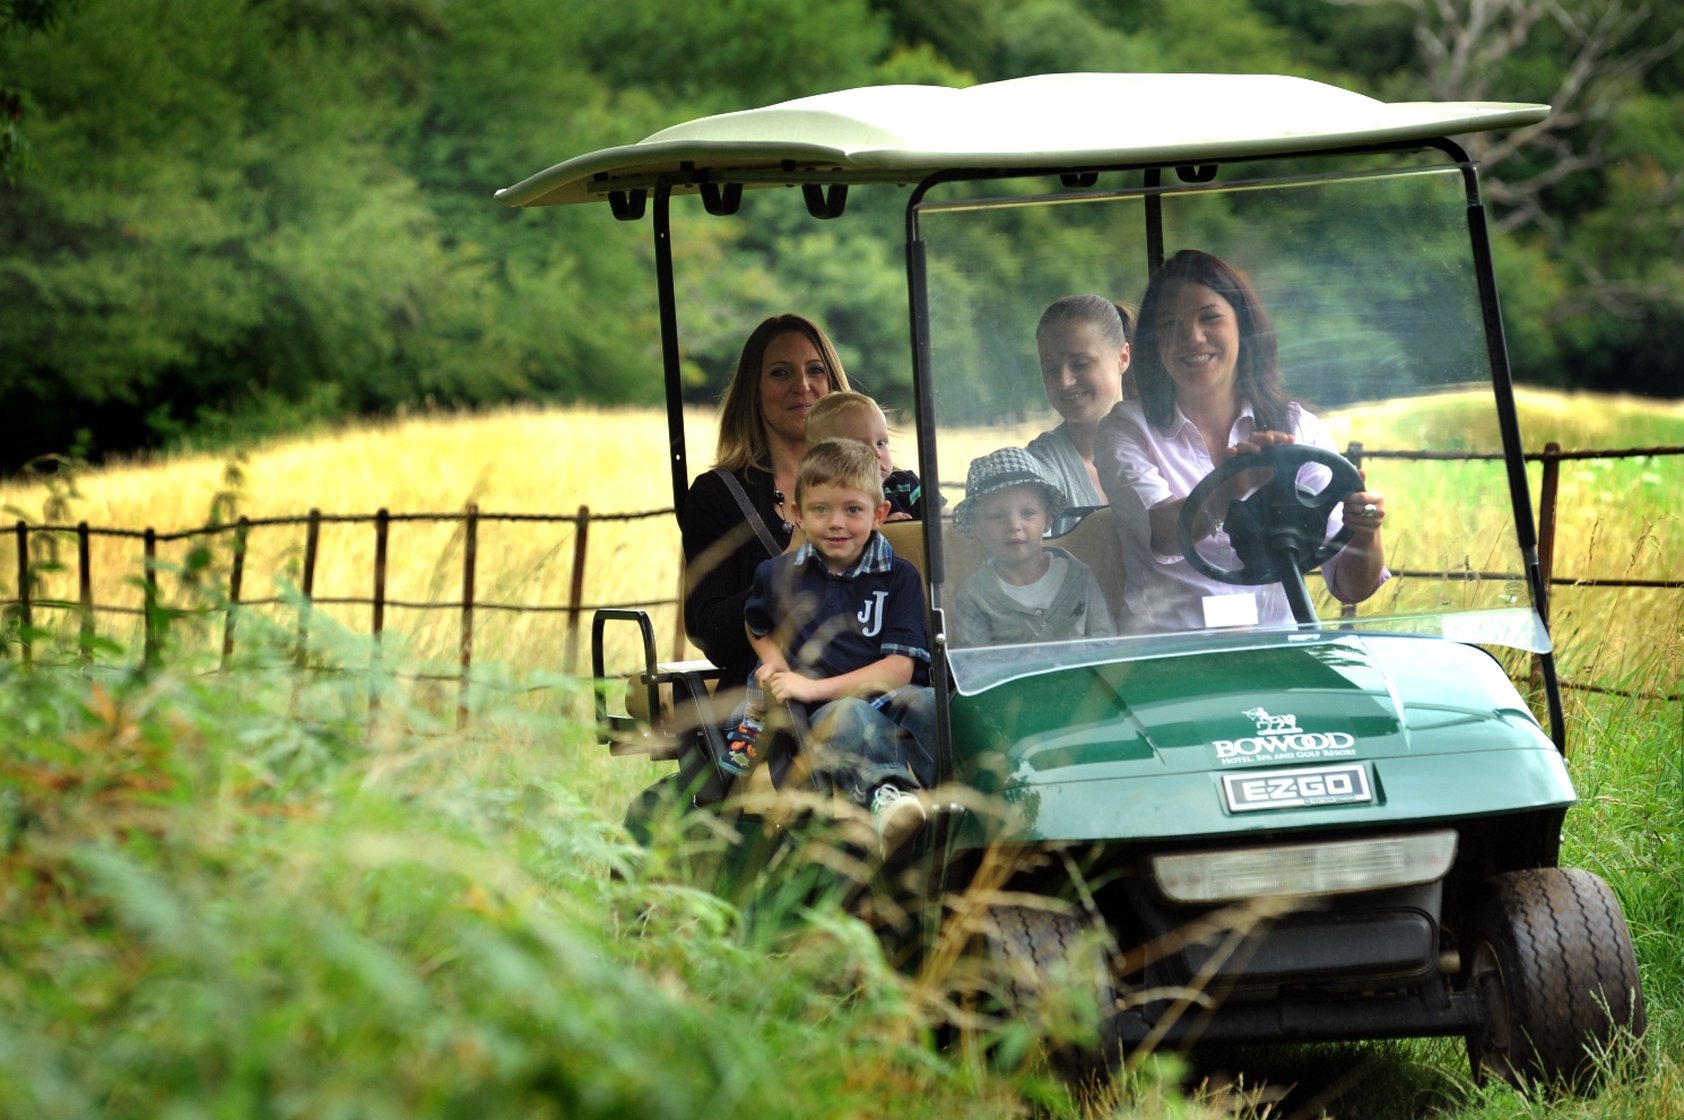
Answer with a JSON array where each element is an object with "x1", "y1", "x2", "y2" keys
[
  {"x1": 1029, "y1": 294, "x2": 1135, "y2": 532},
  {"x1": 681, "y1": 313, "x2": 850, "y2": 692}
]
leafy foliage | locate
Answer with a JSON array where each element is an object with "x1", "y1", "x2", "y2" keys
[
  {"x1": 0, "y1": 626, "x2": 1677, "y2": 1116},
  {"x1": 0, "y1": 645, "x2": 1089, "y2": 1118},
  {"x1": 1, "y1": 0, "x2": 1680, "y2": 471},
  {"x1": 0, "y1": 400, "x2": 1677, "y2": 1116}
]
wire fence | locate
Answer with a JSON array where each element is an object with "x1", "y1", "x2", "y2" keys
[
  {"x1": 1345, "y1": 441, "x2": 1682, "y2": 705},
  {"x1": 3, "y1": 443, "x2": 1680, "y2": 721}
]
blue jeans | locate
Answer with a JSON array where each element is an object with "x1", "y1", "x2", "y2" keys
[{"x1": 808, "y1": 686, "x2": 937, "y2": 806}]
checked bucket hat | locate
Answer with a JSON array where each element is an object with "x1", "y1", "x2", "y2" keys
[{"x1": 952, "y1": 447, "x2": 1070, "y2": 537}]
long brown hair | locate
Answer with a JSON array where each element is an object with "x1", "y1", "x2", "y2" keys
[
  {"x1": 1132, "y1": 250, "x2": 1292, "y2": 433},
  {"x1": 714, "y1": 314, "x2": 851, "y2": 472}
]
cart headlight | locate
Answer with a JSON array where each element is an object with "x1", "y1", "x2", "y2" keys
[{"x1": 1152, "y1": 830, "x2": 1458, "y2": 903}]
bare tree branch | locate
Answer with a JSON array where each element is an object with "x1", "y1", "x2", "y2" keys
[{"x1": 1332, "y1": 0, "x2": 1684, "y2": 233}]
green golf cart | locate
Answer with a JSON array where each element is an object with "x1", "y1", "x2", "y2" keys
[{"x1": 501, "y1": 73, "x2": 1645, "y2": 1088}]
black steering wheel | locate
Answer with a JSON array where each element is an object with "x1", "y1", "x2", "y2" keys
[{"x1": 1176, "y1": 442, "x2": 1365, "y2": 588}]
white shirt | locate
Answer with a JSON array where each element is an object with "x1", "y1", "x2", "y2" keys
[
  {"x1": 995, "y1": 553, "x2": 1069, "y2": 612},
  {"x1": 1095, "y1": 398, "x2": 1373, "y2": 632}
]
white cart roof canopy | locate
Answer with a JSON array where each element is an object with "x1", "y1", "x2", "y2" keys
[{"x1": 496, "y1": 72, "x2": 1548, "y2": 208}]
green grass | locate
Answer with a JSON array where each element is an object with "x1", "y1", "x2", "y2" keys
[
  {"x1": 3, "y1": 620, "x2": 1679, "y2": 1119},
  {"x1": 0, "y1": 631, "x2": 1114, "y2": 1119},
  {"x1": 3, "y1": 389, "x2": 1679, "y2": 1117}
]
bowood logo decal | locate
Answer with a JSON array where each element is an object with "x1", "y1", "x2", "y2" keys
[{"x1": 1212, "y1": 707, "x2": 1357, "y2": 766}]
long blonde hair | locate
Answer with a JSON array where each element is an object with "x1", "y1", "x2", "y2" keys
[{"x1": 714, "y1": 314, "x2": 850, "y2": 472}]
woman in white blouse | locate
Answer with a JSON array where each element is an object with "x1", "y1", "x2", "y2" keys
[{"x1": 1095, "y1": 250, "x2": 1389, "y2": 632}]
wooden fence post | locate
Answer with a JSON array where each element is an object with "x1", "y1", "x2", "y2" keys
[
  {"x1": 372, "y1": 508, "x2": 389, "y2": 640},
  {"x1": 77, "y1": 522, "x2": 94, "y2": 662},
  {"x1": 1536, "y1": 442, "x2": 1561, "y2": 628},
  {"x1": 13, "y1": 520, "x2": 30, "y2": 664},
  {"x1": 1529, "y1": 442, "x2": 1562, "y2": 700},
  {"x1": 459, "y1": 503, "x2": 478, "y2": 730},
  {"x1": 143, "y1": 528, "x2": 159, "y2": 670},
  {"x1": 295, "y1": 509, "x2": 321, "y2": 669},
  {"x1": 673, "y1": 564, "x2": 687, "y2": 662},
  {"x1": 222, "y1": 517, "x2": 248, "y2": 670},
  {"x1": 565, "y1": 504, "x2": 590, "y2": 674},
  {"x1": 370, "y1": 508, "x2": 389, "y2": 720}
]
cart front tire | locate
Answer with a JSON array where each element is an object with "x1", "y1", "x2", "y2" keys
[
  {"x1": 1463, "y1": 867, "x2": 1645, "y2": 1092},
  {"x1": 986, "y1": 904, "x2": 1122, "y2": 1081}
]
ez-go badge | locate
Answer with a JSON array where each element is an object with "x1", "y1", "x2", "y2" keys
[
  {"x1": 1212, "y1": 707, "x2": 1357, "y2": 766},
  {"x1": 1223, "y1": 763, "x2": 1373, "y2": 813}
]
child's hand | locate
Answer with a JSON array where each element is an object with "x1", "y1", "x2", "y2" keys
[
  {"x1": 763, "y1": 668, "x2": 821, "y2": 704},
  {"x1": 884, "y1": 511, "x2": 913, "y2": 522}
]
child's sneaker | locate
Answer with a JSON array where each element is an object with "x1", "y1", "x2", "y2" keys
[
  {"x1": 869, "y1": 782, "x2": 926, "y2": 857},
  {"x1": 721, "y1": 685, "x2": 765, "y2": 778},
  {"x1": 720, "y1": 727, "x2": 757, "y2": 777}
]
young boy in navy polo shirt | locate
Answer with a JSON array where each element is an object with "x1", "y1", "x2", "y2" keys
[{"x1": 739, "y1": 438, "x2": 934, "y2": 855}]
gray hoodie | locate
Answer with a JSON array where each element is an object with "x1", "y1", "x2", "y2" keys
[{"x1": 952, "y1": 547, "x2": 1117, "y2": 647}]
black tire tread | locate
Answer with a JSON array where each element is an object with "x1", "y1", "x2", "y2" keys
[
  {"x1": 992, "y1": 904, "x2": 1090, "y2": 1003},
  {"x1": 986, "y1": 904, "x2": 1120, "y2": 1079},
  {"x1": 1469, "y1": 867, "x2": 1646, "y2": 1087}
]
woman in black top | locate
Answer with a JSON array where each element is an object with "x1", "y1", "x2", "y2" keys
[{"x1": 680, "y1": 314, "x2": 851, "y2": 693}]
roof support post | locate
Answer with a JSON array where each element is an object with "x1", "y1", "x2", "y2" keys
[
  {"x1": 1144, "y1": 167, "x2": 1165, "y2": 274},
  {"x1": 1461, "y1": 158, "x2": 1565, "y2": 752},
  {"x1": 652, "y1": 184, "x2": 689, "y2": 517},
  {"x1": 903, "y1": 199, "x2": 958, "y2": 804}
]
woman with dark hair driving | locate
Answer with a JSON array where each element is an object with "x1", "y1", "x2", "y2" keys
[{"x1": 1095, "y1": 250, "x2": 1388, "y2": 632}]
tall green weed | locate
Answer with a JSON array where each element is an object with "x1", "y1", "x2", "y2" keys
[{"x1": 0, "y1": 640, "x2": 1114, "y2": 1119}]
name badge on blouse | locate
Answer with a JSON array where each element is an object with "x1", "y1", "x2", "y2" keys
[{"x1": 1202, "y1": 593, "x2": 1259, "y2": 629}]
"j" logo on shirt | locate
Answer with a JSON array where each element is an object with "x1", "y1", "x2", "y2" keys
[{"x1": 857, "y1": 590, "x2": 888, "y2": 637}]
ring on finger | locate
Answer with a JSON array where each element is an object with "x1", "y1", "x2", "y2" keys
[{"x1": 1360, "y1": 502, "x2": 1378, "y2": 519}]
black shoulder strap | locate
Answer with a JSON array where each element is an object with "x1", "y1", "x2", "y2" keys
[{"x1": 712, "y1": 468, "x2": 781, "y2": 558}]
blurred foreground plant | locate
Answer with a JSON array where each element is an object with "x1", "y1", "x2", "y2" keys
[{"x1": 0, "y1": 643, "x2": 1114, "y2": 1120}]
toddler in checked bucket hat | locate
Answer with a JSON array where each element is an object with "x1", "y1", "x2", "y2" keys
[
  {"x1": 950, "y1": 447, "x2": 1116, "y2": 646},
  {"x1": 953, "y1": 447, "x2": 1068, "y2": 537}
]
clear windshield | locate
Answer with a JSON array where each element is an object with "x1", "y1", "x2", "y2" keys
[{"x1": 914, "y1": 162, "x2": 1549, "y2": 696}]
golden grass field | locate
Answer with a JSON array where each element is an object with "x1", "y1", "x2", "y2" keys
[{"x1": 0, "y1": 389, "x2": 1679, "y2": 700}]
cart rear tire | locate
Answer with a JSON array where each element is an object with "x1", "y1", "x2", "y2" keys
[
  {"x1": 986, "y1": 904, "x2": 1122, "y2": 1081},
  {"x1": 1463, "y1": 867, "x2": 1645, "y2": 1091}
]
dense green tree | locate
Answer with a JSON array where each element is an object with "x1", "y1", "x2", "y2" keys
[
  {"x1": 870, "y1": 0, "x2": 1000, "y2": 76},
  {"x1": 1102, "y1": 0, "x2": 1300, "y2": 73},
  {"x1": 1308, "y1": 0, "x2": 1684, "y2": 396},
  {"x1": 574, "y1": 0, "x2": 891, "y2": 112},
  {"x1": 0, "y1": 0, "x2": 485, "y2": 461},
  {"x1": 0, "y1": 0, "x2": 77, "y2": 184},
  {"x1": 1, "y1": 0, "x2": 1680, "y2": 471},
  {"x1": 0, "y1": 0, "x2": 914, "y2": 468}
]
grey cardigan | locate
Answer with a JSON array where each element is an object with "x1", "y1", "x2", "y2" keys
[{"x1": 952, "y1": 547, "x2": 1117, "y2": 647}]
